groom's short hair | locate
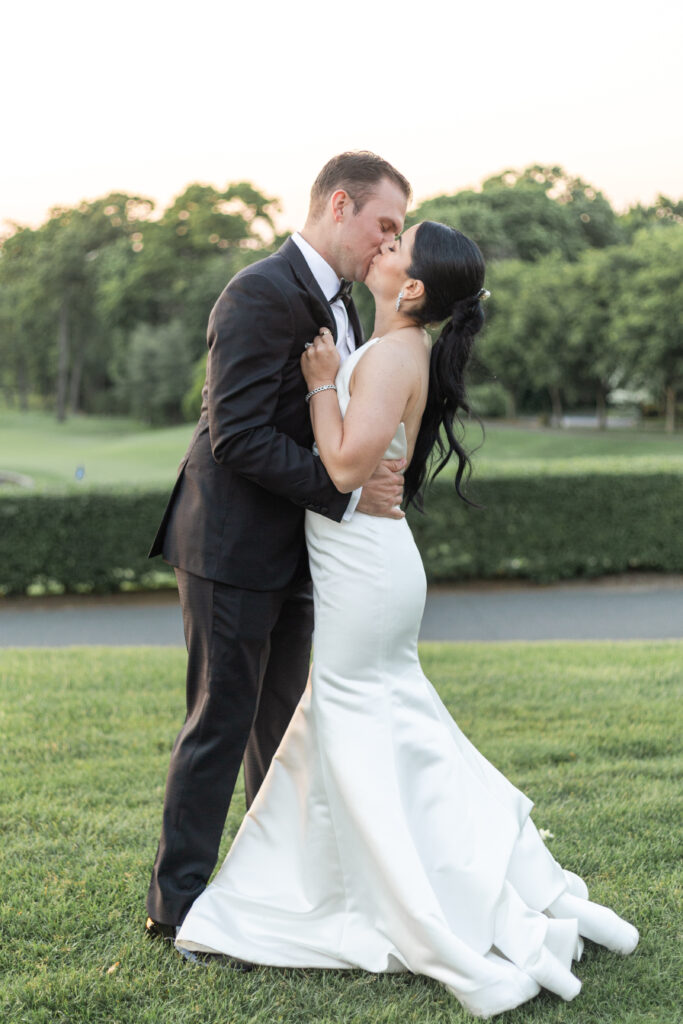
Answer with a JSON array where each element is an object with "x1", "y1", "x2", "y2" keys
[{"x1": 309, "y1": 152, "x2": 412, "y2": 221}]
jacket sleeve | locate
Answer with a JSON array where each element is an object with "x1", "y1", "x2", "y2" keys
[{"x1": 206, "y1": 269, "x2": 351, "y2": 520}]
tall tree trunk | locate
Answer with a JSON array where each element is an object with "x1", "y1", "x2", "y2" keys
[
  {"x1": 549, "y1": 385, "x2": 563, "y2": 427},
  {"x1": 56, "y1": 299, "x2": 70, "y2": 422},
  {"x1": 596, "y1": 385, "x2": 608, "y2": 430},
  {"x1": 68, "y1": 343, "x2": 84, "y2": 415},
  {"x1": 664, "y1": 385, "x2": 676, "y2": 434},
  {"x1": 505, "y1": 389, "x2": 517, "y2": 419}
]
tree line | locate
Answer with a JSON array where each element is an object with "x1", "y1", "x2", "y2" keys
[{"x1": 1, "y1": 166, "x2": 681, "y2": 430}]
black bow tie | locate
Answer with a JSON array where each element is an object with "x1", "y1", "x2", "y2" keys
[{"x1": 329, "y1": 278, "x2": 353, "y2": 306}]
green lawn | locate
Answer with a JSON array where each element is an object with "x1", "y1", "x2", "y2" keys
[
  {"x1": 1, "y1": 643, "x2": 680, "y2": 1023},
  {"x1": 0, "y1": 408, "x2": 681, "y2": 490},
  {"x1": 0, "y1": 410, "x2": 192, "y2": 489}
]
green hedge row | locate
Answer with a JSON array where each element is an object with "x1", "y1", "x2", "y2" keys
[
  {"x1": 409, "y1": 471, "x2": 683, "y2": 583},
  {"x1": 0, "y1": 488, "x2": 174, "y2": 597},
  {"x1": 0, "y1": 472, "x2": 681, "y2": 596}
]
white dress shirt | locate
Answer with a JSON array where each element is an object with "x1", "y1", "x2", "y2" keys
[
  {"x1": 291, "y1": 232, "x2": 361, "y2": 519},
  {"x1": 291, "y1": 232, "x2": 355, "y2": 360}
]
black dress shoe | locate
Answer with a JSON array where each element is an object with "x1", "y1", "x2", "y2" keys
[{"x1": 145, "y1": 916, "x2": 177, "y2": 941}]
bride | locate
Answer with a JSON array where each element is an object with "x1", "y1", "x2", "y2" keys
[{"x1": 175, "y1": 220, "x2": 638, "y2": 1018}]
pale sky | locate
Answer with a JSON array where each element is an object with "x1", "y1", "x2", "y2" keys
[{"x1": 2, "y1": 0, "x2": 681, "y2": 234}]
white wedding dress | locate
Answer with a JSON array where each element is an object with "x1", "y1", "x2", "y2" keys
[{"x1": 176, "y1": 339, "x2": 638, "y2": 1018}]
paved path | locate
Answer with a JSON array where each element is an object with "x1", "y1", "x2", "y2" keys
[{"x1": 1, "y1": 575, "x2": 682, "y2": 646}]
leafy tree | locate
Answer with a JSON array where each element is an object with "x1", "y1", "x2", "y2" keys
[
  {"x1": 479, "y1": 257, "x2": 589, "y2": 423},
  {"x1": 610, "y1": 228, "x2": 683, "y2": 432},
  {"x1": 409, "y1": 164, "x2": 622, "y2": 264},
  {"x1": 493, "y1": 165, "x2": 623, "y2": 251},
  {"x1": 565, "y1": 243, "x2": 653, "y2": 427},
  {"x1": 30, "y1": 194, "x2": 154, "y2": 419},
  {"x1": 476, "y1": 260, "x2": 532, "y2": 417},
  {"x1": 0, "y1": 226, "x2": 48, "y2": 409},
  {"x1": 115, "y1": 319, "x2": 195, "y2": 425},
  {"x1": 2, "y1": 165, "x2": 678, "y2": 433},
  {"x1": 182, "y1": 353, "x2": 210, "y2": 422},
  {"x1": 0, "y1": 182, "x2": 278, "y2": 423},
  {"x1": 515, "y1": 258, "x2": 584, "y2": 423},
  {"x1": 621, "y1": 195, "x2": 683, "y2": 240},
  {"x1": 120, "y1": 182, "x2": 279, "y2": 329},
  {"x1": 105, "y1": 182, "x2": 280, "y2": 421}
]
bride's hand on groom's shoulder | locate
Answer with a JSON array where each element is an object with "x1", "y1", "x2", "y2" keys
[
  {"x1": 301, "y1": 327, "x2": 340, "y2": 389},
  {"x1": 357, "y1": 459, "x2": 407, "y2": 520}
]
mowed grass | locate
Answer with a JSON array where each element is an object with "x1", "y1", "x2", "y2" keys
[
  {"x1": 0, "y1": 410, "x2": 192, "y2": 489},
  {"x1": 1, "y1": 643, "x2": 681, "y2": 1024},
  {"x1": 0, "y1": 408, "x2": 681, "y2": 490},
  {"x1": 461, "y1": 420, "x2": 683, "y2": 479}
]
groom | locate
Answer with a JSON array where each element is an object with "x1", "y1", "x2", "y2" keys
[{"x1": 146, "y1": 152, "x2": 412, "y2": 937}]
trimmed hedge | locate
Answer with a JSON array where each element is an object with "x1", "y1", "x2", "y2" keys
[
  {"x1": 408, "y1": 471, "x2": 683, "y2": 583},
  {"x1": 0, "y1": 487, "x2": 174, "y2": 596},
  {"x1": 0, "y1": 471, "x2": 681, "y2": 596}
]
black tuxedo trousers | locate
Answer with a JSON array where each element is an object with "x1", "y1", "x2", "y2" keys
[{"x1": 146, "y1": 568, "x2": 313, "y2": 926}]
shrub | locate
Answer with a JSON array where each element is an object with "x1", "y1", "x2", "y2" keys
[
  {"x1": 0, "y1": 471, "x2": 681, "y2": 596},
  {"x1": 408, "y1": 470, "x2": 683, "y2": 582},
  {"x1": 182, "y1": 353, "x2": 208, "y2": 423},
  {"x1": 468, "y1": 381, "x2": 511, "y2": 418},
  {"x1": 114, "y1": 320, "x2": 195, "y2": 426},
  {"x1": 0, "y1": 487, "x2": 174, "y2": 596}
]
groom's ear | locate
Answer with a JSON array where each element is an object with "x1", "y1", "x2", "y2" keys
[{"x1": 330, "y1": 189, "x2": 351, "y2": 223}]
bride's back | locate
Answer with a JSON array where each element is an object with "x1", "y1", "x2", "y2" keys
[{"x1": 346, "y1": 328, "x2": 431, "y2": 468}]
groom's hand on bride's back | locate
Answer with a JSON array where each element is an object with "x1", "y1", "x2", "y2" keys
[{"x1": 357, "y1": 459, "x2": 407, "y2": 519}]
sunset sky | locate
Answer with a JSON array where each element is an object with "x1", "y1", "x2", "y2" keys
[{"x1": 2, "y1": 0, "x2": 681, "y2": 234}]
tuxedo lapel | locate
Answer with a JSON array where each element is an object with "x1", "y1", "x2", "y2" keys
[
  {"x1": 279, "y1": 237, "x2": 366, "y2": 350},
  {"x1": 278, "y1": 237, "x2": 338, "y2": 343}
]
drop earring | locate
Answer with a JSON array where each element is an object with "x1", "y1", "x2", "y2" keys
[{"x1": 395, "y1": 289, "x2": 404, "y2": 312}]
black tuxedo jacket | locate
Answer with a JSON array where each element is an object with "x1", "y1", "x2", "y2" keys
[{"x1": 149, "y1": 237, "x2": 364, "y2": 591}]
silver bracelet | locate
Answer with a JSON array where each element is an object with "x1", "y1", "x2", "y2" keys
[{"x1": 305, "y1": 384, "x2": 337, "y2": 404}]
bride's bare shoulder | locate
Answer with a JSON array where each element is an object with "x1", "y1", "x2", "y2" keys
[
  {"x1": 373, "y1": 329, "x2": 429, "y2": 371},
  {"x1": 349, "y1": 329, "x2": 428, "y2": 396},
  {"x1": 366, "y1": 329, "x2": 428, "y2": 364}
]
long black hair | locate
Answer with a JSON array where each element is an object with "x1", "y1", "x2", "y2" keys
[{"x1": 402, "y1": 221, "x2": 486, "y2": 510}]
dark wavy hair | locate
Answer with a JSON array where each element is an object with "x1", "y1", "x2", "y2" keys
[{"x1": 402, "y1": 221, "x2": 486, "y2": 510}]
